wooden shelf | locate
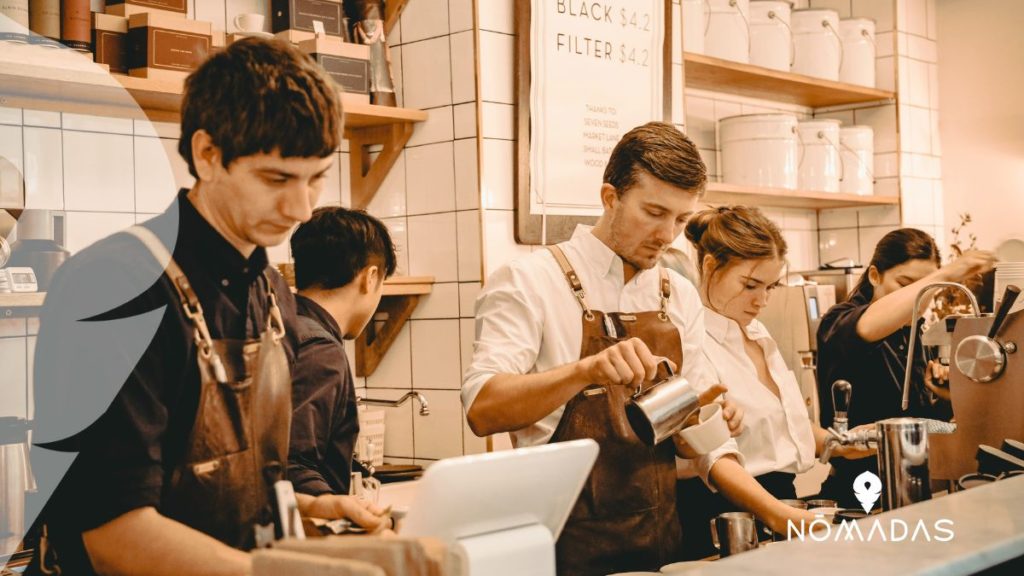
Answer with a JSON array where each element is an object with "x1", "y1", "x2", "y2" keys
[
  {"x1": 384, "y1": 0, "x2": 411, "y2": 37},
  {"x1": 0, "y1": 50, "x2": 427, "y2": 207},
  {"x1": 382, "y1": 275, "x2": 434, "y2": 296},
  {"x1": 684, "y1": 52, "x2": 896, "y2": 108},
  {"x1": 0, "y1": 292, "x2": 45, "y2": 318},
  {"x1": 702, "y1": 182, "x2": 901, "y2": 210},
  {"x1": 356, "y1": 275, "x2": 434, "y2": 377}
]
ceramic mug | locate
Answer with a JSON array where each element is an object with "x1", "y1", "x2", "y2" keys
[
  {"x1": 678, "y1": 403, "x2": 731, "y2": 454},
  {"x1": 233, "y1": 13, "x2": 265, "y2": 33}
]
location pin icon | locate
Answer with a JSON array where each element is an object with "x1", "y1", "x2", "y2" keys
[{"x1": 853, "y1": 471, "x2": 883, "y2": 514}]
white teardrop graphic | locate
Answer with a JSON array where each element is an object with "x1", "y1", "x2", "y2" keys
[{"x1": 853, "y1": 471, "x2": 883, "y2": 514}]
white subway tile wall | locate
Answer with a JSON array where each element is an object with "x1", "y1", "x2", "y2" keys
[
  {"x1": 0, "y1": 1, "x2": 484, "y2": 464},
  {"x1": 0, "y1": 0, "x2": 947, "y2": 464}
]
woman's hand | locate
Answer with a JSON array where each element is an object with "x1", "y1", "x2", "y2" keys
[
  {"x1": 672, "y1": 383, "x2": 743, "y2": 458},
  {"x1": 835, "y1": 423, "x2": 877, "y2": 460},
  {"x1": 923, "y1": 359, "x2": 951, "y2": 401},
  {"x1": 941, "y1": 250, "x2": 997, "y2": 283}
]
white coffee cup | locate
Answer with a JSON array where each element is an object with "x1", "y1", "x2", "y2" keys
[
  {"x1": 678, "y1": 403, "x2": 731, "y2": 454},
  {"x1": 233, "y1": 13, "x2": 265, "y2": 33}
]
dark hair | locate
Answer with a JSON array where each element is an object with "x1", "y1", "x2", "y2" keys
[
  {"x1": 603, "y1": 121, "x2": 707, "y2": 196},
  {"x1": 850, "y1": 228, "x2": 941, "y2": 301},
  {"x1": 291, "y1": 207, "x2": 397, "y2": 290},
  {"x1": 684, "y1": 205, "x2": 788, "y2": 288},
  {"x1": 178, "y1": 37, "x2": 343, "y2": 179}
]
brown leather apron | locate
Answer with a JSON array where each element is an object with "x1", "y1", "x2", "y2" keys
[
  {"x1": 546, "y1": 246, "x2": 683, "y2": 576},
  {"x1": 129, "y1": 226, "x2": 292, "y2": 550},
  {"x1": 34, "y1": 228, "x2": 293, "y2": 574}
]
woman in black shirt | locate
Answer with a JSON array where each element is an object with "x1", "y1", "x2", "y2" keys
[{"x1": 816, "y1": 228, "x2": 996, "y2": 505}]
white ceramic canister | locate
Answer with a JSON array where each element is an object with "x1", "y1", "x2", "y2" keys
[
  {"x1": 839, "y1": 125, "x2": 874, "y2": 195},
  {"x1": 705, "y1": 0, "x2": 750, "y2": 63},
  {"x1": 749, "y1": 1, "x2": 792, "y2": 72},
  {"x1": 798, "y1": 119, "x2": 842, "y2": 192},
  {"x1": 791, "y1": 9, "x2": 842, "y2": 81},
  {"x1": 682, "y1": 0, "x2": 707, "y2": 55},
  {"x1": 720, "y1": 113, "x2": 799, "y2": 190},
  {"x1": 839, "y1": 18, "x2": 876, "y2": 87}
]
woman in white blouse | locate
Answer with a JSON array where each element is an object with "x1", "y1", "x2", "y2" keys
[{"x1": 676, "y1": 205, "x2": 872, "y2": 558}]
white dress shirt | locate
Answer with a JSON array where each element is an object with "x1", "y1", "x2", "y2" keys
[
  {"x1": 698, "y1": 309, "x2": 817, "y2": 477},
  {"x1": 462, "y1": 225, "x2": 738, "y2": 480}
]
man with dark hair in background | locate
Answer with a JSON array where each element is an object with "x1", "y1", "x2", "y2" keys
[
  {"x1": 288, "y1": 207, "x2": 397, "y2": 500},
  {"x1": 28, "y1": 38, "x2": 387, "y2": 576}
]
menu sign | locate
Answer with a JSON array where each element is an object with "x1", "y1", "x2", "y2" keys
[{"x1": 529, "y1": 0, "x2": 664, "y2": 217}]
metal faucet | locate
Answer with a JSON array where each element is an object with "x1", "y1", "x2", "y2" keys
[
  {"x1": 360, "y1": 391, "x2": 431, "y2": 415},
  {"x1": 902, "y1": 282, "x2": 980, "y2": 410},
  {"x1": 820, "y1": 379, "x2": 873, "y2": 463},
  {"x1": 819, "y1": 379, "x2": 935, "y2": 511}
]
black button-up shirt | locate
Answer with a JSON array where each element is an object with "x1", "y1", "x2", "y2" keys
[
  {"x1": 30, "y1": 189, "x2": 300, "y2": 573},
  {"x1": 816, "y1": 294, "x2": 949, "y2": 428},
  {"x1": 288, "y1": 295, "x2": 359, "y2": 496}
]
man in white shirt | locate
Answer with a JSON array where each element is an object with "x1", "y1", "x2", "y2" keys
[{"x1": 462, "y1": 122, "x2": 743, "y2": 576}]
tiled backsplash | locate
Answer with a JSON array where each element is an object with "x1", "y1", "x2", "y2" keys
[
  {"x1": 0, "y1": 0, "x2": 485, "y2": 465},
  {"x1": 0, "y1": 0, "x2": 948, "y2": 464}
]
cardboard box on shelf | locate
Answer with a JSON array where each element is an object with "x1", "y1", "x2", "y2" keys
[
  {"x1": 127, "y1": 12, "x2": 212, "y2": 81},
  {"x1": 93, "y1": 13, "x2": 129, "y2": 74},
  {"x1": 271, "y1": 0, "x2": 345, "y2": 41},
  {"x1": 105, "y1": 0, "x2": 187, "y2": 15},
  {"x1": 298, "y1": 37, "x2": 370, "y2": 103}
]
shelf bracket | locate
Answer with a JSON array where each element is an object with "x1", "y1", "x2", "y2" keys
[
  {"x1": 384, "y1": 0, "x2": 410, "y2": 37},
  {"x1": 346, "y1": 122, "x2": 415, "y2": 210},
  {"x1": 355, "y1": 293, "x2": 421, "y2": 377}
]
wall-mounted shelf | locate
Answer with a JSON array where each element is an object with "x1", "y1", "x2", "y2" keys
[
  {"x1": 0, "y1": 292, "x2": 45, "y2": 318},
  {"x1": 0, "y1": 52, "x2": 426, "y2": 208},
  {"x1": 703, "y1": 182, "x2": 900, "y2": 210},
  {"x1": 684, "y1": 52, "x2": 896, "y2": 108},
  {"x1": 356, "y1": 276, "x2": 435, "y2": 377}
]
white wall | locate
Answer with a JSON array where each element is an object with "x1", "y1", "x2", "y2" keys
[
  {"x1": 0, "y1": 0, "x2": 487, "y2": 464},
  {"x1": 937, "y1": 0, "x2": 1024, "y2": 251}
]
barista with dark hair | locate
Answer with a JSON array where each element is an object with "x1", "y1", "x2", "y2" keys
[
  {"x1": 28, "y1": 38, "x2": 386, "y2": 576},
  {"x1": 816, "y1": 228, "x2": 996, "y2": 504},
  {"x1": 288, "y1": 207, "x2": 397, "y2": 500}
]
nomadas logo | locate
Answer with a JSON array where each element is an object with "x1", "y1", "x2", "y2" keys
[{"x1": 787, "y1": 471, "x2": 955, "y2": 543}]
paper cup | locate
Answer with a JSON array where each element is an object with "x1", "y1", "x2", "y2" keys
[{"x1": 678, "y1": 404, "x2": 731, "y2": 454}]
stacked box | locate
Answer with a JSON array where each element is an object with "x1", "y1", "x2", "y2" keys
[
  {"x1": 298, "y1": 37, "x2": 371, "y2": 104},
  {"x1": 106, "y1": 0, "x2": 187, "y2": 19},
  {"x1": 271, "y1": 0, "x2": 345, "y2": 44},
  {"x1": 127, "y1": 11, "x2": 212, "y2": 82},
  {"x1": 93, "y1": 13, "x2": 129, "y2": 74}
]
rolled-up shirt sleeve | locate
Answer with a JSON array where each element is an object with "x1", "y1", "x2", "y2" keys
[{"x1": 461, "y1": 263, "x2": 545, "y2": 412}]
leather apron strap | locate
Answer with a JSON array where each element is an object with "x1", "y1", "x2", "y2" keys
[
  {"x1": 547, "y1": 244, "x2": 672, "y2": 322},
  {"x1": 123, "y1": 226, "x2": 291, "y2": 550}
]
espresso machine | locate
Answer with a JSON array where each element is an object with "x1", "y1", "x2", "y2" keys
[
  {"x1": 821, "y1": 381, "x2": 935, "y2": 511},
  {"x1": 760, "y1": 284, "x2": 837, "y2": 424},
  {"x1": 822, "y1": 281, "x2": 1024, "y2": 510},
  {"x1": 923, "y1": 283, "x2": 1024, "y2": 482}
]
